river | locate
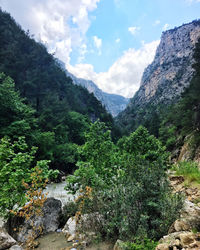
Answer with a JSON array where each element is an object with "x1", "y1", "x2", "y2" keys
[{"x1": 44, "y1": 181, "x2": 75, "y2": 206}]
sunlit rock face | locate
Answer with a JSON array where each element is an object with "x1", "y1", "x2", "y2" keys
[
  {"x1": 135, "y1": 20, "x2": 200, "y2": 106},
  {"x1": 117, "y1": 20, "x2": 200, "y2": 131}
]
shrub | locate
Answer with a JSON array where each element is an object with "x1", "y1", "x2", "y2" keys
[
  {"x1": 66, "y1": 122, "x2": 183, "y2": 241},
  {"x1": 62, "y1": 201, "x2": 78, "y2": 221},
  {"x1": 123, "y1": 237, "x2": 158, "y2": 250}
]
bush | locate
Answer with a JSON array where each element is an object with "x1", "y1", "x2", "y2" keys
[
  {"x1": 123, "y1": 237, "x2": 158, "y2": 250},
  {"x1": 66, "y1": 122, "x2": 183, "y2": 241},
  {"x1": 62, "y1": 201, "x2": 78, "y2": 221}
]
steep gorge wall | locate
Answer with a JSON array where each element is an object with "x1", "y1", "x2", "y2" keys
[
  {"x1": 136, "y1": 20, "x2": 200, "y2": 105},
  {"x1": 117, "y1": 20, "x2": 200, "y2": 132}
]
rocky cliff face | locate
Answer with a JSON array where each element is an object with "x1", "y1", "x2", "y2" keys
[
  {"x1": 117, "y1": 20, "x2": 200, "y2": 131},
  {"x1": 57, "y1": 60, "x2": 129, "y2": 117}
]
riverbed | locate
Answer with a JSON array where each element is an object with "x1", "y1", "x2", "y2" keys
[{"x1": 37, "y1": 232, "x2": 113, "y2": 250}]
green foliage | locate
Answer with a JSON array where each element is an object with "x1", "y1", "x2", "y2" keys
[
  {"x1": 123, "y1": 237, "x2": 158, "y2": 250},
  {"x1": 66, "y1": 122, "x2": 183, "y2": 241},
  {"x1": 0, "y1": 72, "x2": 36, "y2": 140},
  {"x1": 173, "y1": 161, "x2": 200, "y2": 184},
  {"x1": 66, "y1": 121, "x2": 118, "y2": 193},
  {"x1": 118, "y1": 126, "x2": 168, "y2": 164},
  {"x1": 62, "y1": 201, "x2": 78, "y2": 221},
  {"x1": 0, "y1": 136, "x2": 56, "y2": 218}
]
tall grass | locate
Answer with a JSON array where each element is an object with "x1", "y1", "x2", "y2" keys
[{"x1": 173, "y1": 161, "x2": 200, "y2": 184}]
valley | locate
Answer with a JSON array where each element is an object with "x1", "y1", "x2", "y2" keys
[{"x1": 0, "y1": 5, "x2": 200, "y2": 250}]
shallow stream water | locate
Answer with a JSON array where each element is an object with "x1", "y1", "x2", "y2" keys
[
  {"x1": 44, "y1": 181, "x2": 75, "y2": 206},
  {"x1": 39, "y1": 182, "x2": 113, "y2": 250},
  {"x1": 37, "y1": 232, "x2": 113, "y2": 250}
]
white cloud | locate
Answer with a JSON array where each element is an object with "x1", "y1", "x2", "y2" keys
[
  {"x1": 93, "y1": 36, "x2": 102, "y2": 49},
  {"x1": 0, "y1": 0, "x2": 100, "y2": 65},
  {"x1": 162, "y1": 23, "x2": 170, "y2": 31},
  {"x1": 68, "y1": 40, "x2": 160, "y2": 98},
  {"x1": 93, "y1": 35, "x2": 102, "y2": 55},
  {"x1": 115, "y1": 38, "x2": 120, "y2": 43},
  {"x1": 153, "y1": 20, "x2": 161, "y2": 26},
  {"x1": 128, "y1": 26, "x2": 140, "y2": 35}
]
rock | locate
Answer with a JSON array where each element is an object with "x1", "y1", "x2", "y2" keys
[
  {"x1": 62, "y1": 213, "x2": 103, "y2": 246},
  {"x1": 174, "y1": 239, "x2": 180, "y2": 246},
  {"x1": 180, "y1": 200, "x2": 200, "y2": 230},
  {"x1": 113, "y1": 239, "x2": 126, "y2": 250},
  {"x1": 0, "y1": 229, "x2": 16, "y2": 250},
  {"x1": 62, "y1": 217, "x2": 76, "y2": 237},
  {"x1": 67, "y1": 235, "x2": 75, "y2": 242},
  {"x1": 9, "y1": 245, "x2": 23, "y2": 250},
  {"x1": 41, "y1": 197, "x2": 62, "y2": 232},
  {"x1": 158, "y1": 231, "x2": 200, "y2": 250},
  {"x1": 12, "y1": 198, "x2": 62, "y2": 243},
  {"x1": 169, "y1": 175, "x2": 185, "y2": 185},
  {"x1": 159, "y1": 231, "x2": 185, "y2": 246},
  {"x1": 174, "y1": 220, "x2": 190, "y2": 232},
  {"x1": 77, "y1": 212, "x2": 104, "y2": 233},
  {"x1": 156, "y1": 243, "x2": 169, "y2": 250},
  {"x1": 179, "y1": 232, "x2": 196, "y2": 247},
  {"x1": 0, "y1": 219, "x2": 5, "y2": 229}
]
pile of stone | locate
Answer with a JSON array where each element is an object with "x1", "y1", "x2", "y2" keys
[{"x1": 156, "y1": 231, "x2": 200, "y2": 250}]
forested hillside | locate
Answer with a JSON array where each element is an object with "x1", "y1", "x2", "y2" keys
[{"x1": 0, "y1": 9, "x2": 114, "y2": 172}]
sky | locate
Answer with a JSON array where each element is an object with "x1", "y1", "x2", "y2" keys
[{"x1": 0, "y1": 0, "x2": 200, "y2": 98}]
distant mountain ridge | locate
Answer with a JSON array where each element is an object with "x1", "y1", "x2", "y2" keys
[
  {"x1": 57, "y1": 60, "x2": 129, "y2": 117},
  {"x1": 117, "y1": 19, "x2": 200, "y2": 133}
]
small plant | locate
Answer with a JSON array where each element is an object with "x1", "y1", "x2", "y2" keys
[
  {"x1": 123, "y1": 237, "x2": 158, "y2": 250},
  {"x1": 173, "y1": 161, "x2": 200, "y2": 184}
]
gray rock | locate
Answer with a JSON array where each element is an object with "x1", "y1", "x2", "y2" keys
[
  {"x1": 0, "y1": 229, "x2": 16, "y2": 250},
  {"x1": 113, "y1": 239, "x2": 126, "y2": 250},
  {"x1": 9, "y1": 245, "x2": 23, "y2": 250},
  {"x1": 62, "y1": 216, "x2": 76, "y2": 237},
  {"x1": 15, "y1": 198, "x2": 62, "y2": 243}
]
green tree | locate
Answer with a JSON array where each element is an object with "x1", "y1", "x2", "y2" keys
[
  {"x1": 0, "y1": 73, "x2": 36, "y2": 140},
  {"x1": 66, "y1": 123, "x2": 182, "y2": 241},
  {"x1": 0, "y1": 136, "x2": 52, "y2": 218},
  {"x1": 66, "y1": 121, "x2": 118, "y2": 193}
]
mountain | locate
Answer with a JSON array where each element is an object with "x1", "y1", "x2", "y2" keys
[
  {"x1": 0, "y1": 9, "x2": 114, "y2": 171},
  {"x1": 56, "y1": 60, "x2": 129, "y2": 117},
  {"x1": 0, "y1": 9, "x2": 113, "y2": 123},
  {"x1": 117, "y1": 20, "x2": 200, "y2": 135}
]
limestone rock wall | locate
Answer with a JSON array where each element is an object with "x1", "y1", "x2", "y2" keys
[{"x1": 134, "y1": 20, "x2": 200, "y2": 106}]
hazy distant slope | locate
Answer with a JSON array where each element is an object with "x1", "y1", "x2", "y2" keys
[{"x1": 57, "y1": 60, "x2": 129, "y2": 117}]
